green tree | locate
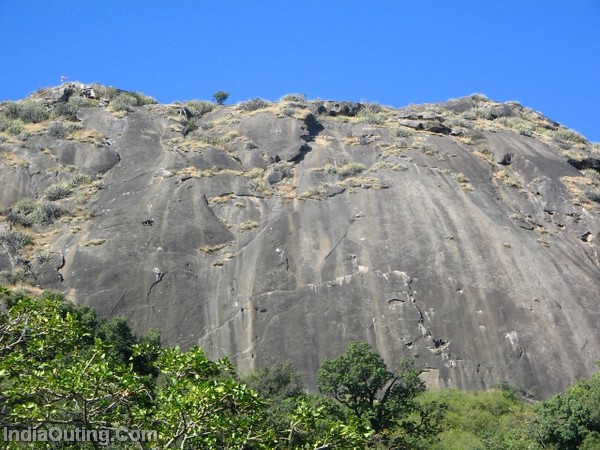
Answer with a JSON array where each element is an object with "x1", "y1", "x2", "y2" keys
[
  {"x1": 285, "y1": 396, "x2": 372, "y2": 449},
  {"x1": 317, "y1": 341, "x2": 445, "y2": 448},
  {"x1": 530, "y1": 366, "x2": 600, "y2": 449},
  {"x1": 148, "y1": 346, "x2": 274, "y2": 448},
  {"x1": 245, "y1": 362, "x2": 305, "y2": 444},
  {"x1": 0, "y1": 286, "x2": 275, "y2": 449},
  {"x1": 245, "y1": 361, "x2": 304, "y2": 400},
  {"x1": 317, "y1": 342, "x2": 422, "y2": 430},
  {"x1": 0, "y1": 287, "x2": 150, "y2": 448},
  {"x1": 244, "y1": 361, "x2": 373, "y2": 448},
  {"x1": 212, "y1": 90, "x2": 230, "y2": 105}
]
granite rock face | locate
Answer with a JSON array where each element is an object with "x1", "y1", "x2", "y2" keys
[{"x1": 1, "y1": 86, "x2": 599, "y2": 398}]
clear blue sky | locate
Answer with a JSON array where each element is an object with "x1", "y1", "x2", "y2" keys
[{"x1": 1, "y1": 1, "x2": 598, "y2": 141}]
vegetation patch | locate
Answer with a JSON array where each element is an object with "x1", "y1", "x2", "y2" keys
[
  {"x1": 356, "y1": 103, "x2": 386, "y2": 125},
  {"x1": 494, "y1": 170, "x2": 522, "y2": 188},
  {"x1": 108, "y1": 91, "x2": 157, "y2": 113},
  {"x1": 393, "y1": 125, "x2": 413, "y2": 137},
  {"x1": 495, "y1": 116, "x2": 535, "y2": 136},
  {"x1": 0, "y1": 269, "x2": 27, "y2": 285},
  {"x1": 5, "y1": 198, "x2": 66, "y2": 226},
  {"x1": 299, "y1": 185, "x2": 325, "y2": 199},
  {"x1": 412, "y1": 141, "x2": 439, "y2": 156},
  {"x1": 186, "y1": 130, "x2": 241, "y2": 150},
  {"x1": 273, "y1": 180, "x2": 298, "y2": 200},
  {"x1": 560, "y1": 147, "x2": 586, "y2": 160},
  {"x1": 47, "y1": 121, "x2": 79, "y2": 138},
  {"x1": 31, "y1": 202, "x2": 65, "y2": 225},
  {"x1": 212, "y1": 91, "x2": 229, "y2": 105},
  {"x1": 176, "y1": 166, "x2": 240, "y2": 179},
  {"x1": 473, "y1": 148, "x2": 495, "y2": 165},
  {"x1": 0, "y1": 229, "x2": 33, "y2": 250},
  {"x1": 381, "y1": 141, "x2": 409, "y2": 158},
  {"x1": 536, "y1": 237, "x2": 551, "y2": 247},
  {"x1": 66, "y1": 128, "x2": 104, "y2": 146},
  {"x1": 84, "y1": 238, "x2": 107, "y2": 246},
  {"x1": 453, "y1": 172, "x2": 469, "y2": 183},
  {"x1": 341, "y1": 135, "x2": 362, "y2": 146},
  {"x1": 563, "y1": 168, "x2": 600, "y2": 206},
  {"x1": 247, "y1": 177, "x2": 268, "y2": 193},
  {"x1": 239, "y1": 220, "x2": 259, "y2": 231},
  {"x1": 0, "y1": 115, "x2": 26, "y2": 137},
  {"x1": 279, "y1": 93, "x2": 307, "y2": 104},
  {"x1": 70, "y1": 172, "x2": 94, "y2": 186},
  {"x1": 183, "y1": 100, "x2": 215, "y2": 117},
  {"x1": 245, "y1": 167, "x2": 265, "y2": 179},
  {"x1": 337, "y1": 162, "x2": 366, "y2": 176},
  {"x1": 209, "y1": 193, "x2": 234, "y2": 205},
  {"x1": 2, "y1": 100, "x2": 50, "y2": 123},
  {"x1": 582, "y1": 168, "x2": 600, "y2": 182},
  {"x1": 338, "y1": 176, "x2": 385, "y2": 190},
  {"x1": 0, "y1": 287, "x2": 598, "y2": 449},
  {"x1": 461, "y1": 105, "x2": 492, "y2": 121},
  {"x1": 370, "y1": 160, "x2": 408, "y2": 172},
  {"x1": 51, "y1": 101, "x2": 80, "y2": 120},
  {"x1": 582, "y1": 189, "x2": 600, "y2": 203},
  {"x1": 278, "y1": 94, "x2": 309, "y2": 116},
  {"x1": 425, "y1": 387, "x2": 535, "y2": 450},
  {"x1": 553, "y1": 127, "x2": 588, "y2": 145},
  {"x1": 198, "y1": 242, "x2": 228, "y2": 254},
  {"x1": 43, "y1": 182, "x2": 73, "y2": 201},
  {"x1": 443, "y1": 115, "x2": 470, "y2": 128},
  {"x1": 238, "y1": 98, "x2": 272, "y2": 112}
]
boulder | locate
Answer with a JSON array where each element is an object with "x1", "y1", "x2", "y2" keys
[
  {"x1": 315, "y1": 101, "x2": 362, "y2": 116},
  {"x1": 1, "y1": 89, "x2": 599, "y2": 399},
  {"x1": 31, "y1": 84, "x2": 77, "y2": 104},
  {"x1": 399, "y1": 119, "x2": 452, "y2": 135},
  {"x1": 567, "y1": 157, "x2": 600, "y2": 171}
]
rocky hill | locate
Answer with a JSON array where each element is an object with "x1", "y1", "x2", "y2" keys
[{"x1": 1, "y1": 84, "x2": 599, "y2": 398}]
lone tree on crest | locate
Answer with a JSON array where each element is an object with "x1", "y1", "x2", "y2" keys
[{"x1": 212, "y1": 90, "x2": 230, "y2": 105}]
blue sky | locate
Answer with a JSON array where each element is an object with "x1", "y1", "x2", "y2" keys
[{"x1": 1, "y1": 1, "x2": 598, "y2": 141}]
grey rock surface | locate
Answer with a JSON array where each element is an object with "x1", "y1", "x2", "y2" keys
[{"x1": 1, "y1": 87, "x2": 599, "y2": 398}]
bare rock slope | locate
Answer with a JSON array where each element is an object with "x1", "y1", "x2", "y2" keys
[{"x1": 1, "y1": 85, "x2": 599, "y2": 398}]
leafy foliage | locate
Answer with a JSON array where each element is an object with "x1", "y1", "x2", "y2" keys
[
  {"x1": 238, "y1": 98, "x2": 272, "y2": 111},
  {"x1": 337, "y1": 162, "x2": 366, "y2": 176},
  {"x1": 0, "y1": 229, "x2": 33, "y2": 250},
  {"x1": 554, "y1": 127, "x2": 588, "y2": 145},
  {"x1": 212, "y1": 90, "x2": 230, "y2": 105},
  {"x1": 426, "y1": 388, "x2": 538, "y2": 450},
  {"x1": 47, "y1": 120, "x2": 78, "y2": 138},
  {"x1": 150, "y1": 347, "x2": 271, "y2": 448},
  {"x1": 108, "y1": 91, "x2": 157, "y2": 112},
  {"x1": 43, "y1": 182, "x2": 73, "y2": 201},
  {"x1": 245, "y1": 361, "x2": 304, "y2": 400},
  {"x1": 357, "y1": 102, "x2": 386, "y2": 124},
  {"x1": 0, "y1": 286, "x2": 597, "y2": 449},
  {"x1": 4, "y1": 198, "x2": 65, "y2": 226},
  {"x1": 0, "y1": 289, "x2": 150, "y2": 440},
  {"x1": 0, "y1": 287, "x2": 272, "y2": 449},
  {"x1": 317, "y1": 341, "x2": 443, "y2": 448},
  {"x1": 529, "y1": 369, "x2": 600, "y2": 449},
  {"x1": 280, "y1": 93, "x2": 307, "y2": 103},
  {"x1": 51, "y1": 101, "x2": 80, "y2": 121},
  {"x1": 3, "y1": 100, "x2": 50, "y2": 123},
  {"x1": 183, "y1": 100, "x2": 215, "y2": 117},
  {"x1": 317, "y1": 341, "x2": 396, "y2": 426}
]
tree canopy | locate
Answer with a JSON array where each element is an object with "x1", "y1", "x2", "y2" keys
[{"x1": 0, "y1": 285, "x2": 598, "y2": 449}]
